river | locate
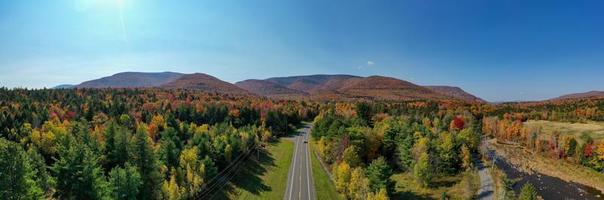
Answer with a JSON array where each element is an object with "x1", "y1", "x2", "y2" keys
[{"x1": 487, "y1": 149, "x2": 604, "y2": 200}]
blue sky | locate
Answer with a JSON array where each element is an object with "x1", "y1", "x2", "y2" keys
[{"x1": 1, "y1": 0, "x2": 603, "y2": 101}]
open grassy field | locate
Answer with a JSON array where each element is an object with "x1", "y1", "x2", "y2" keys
[
  {"x1": 525, "y1": 120, "x2": 604, "y2": 142},
  {"x1": 309, "y1": 142, "x2": 343, "y2": 200},
  {"x1": 214, "y1": 139, "x2": 294, "y2": 200},
  {"x1": 392, "y1": 171, "x2": 479, "y2": 200}
]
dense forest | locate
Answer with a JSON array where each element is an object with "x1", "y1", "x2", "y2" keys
[
  {"x1": 2, "y1": 87, "x2": 604, "y2": 199},
  {"x1": 311, "y1": 101, "x2": 481, "y2": 199},
  {"x1": 0, "y1": 88, "x2": 313, "y2": 199}
]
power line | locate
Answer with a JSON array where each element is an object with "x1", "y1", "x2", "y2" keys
[{"x1": 194, "y1": 143, "x2": 257, "y2": 199}]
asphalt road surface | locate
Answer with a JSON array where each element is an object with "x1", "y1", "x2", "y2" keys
[{"x1": 284, "y1": 124, "x2": 315, "y2": 200}]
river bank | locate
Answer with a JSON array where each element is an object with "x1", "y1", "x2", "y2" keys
[{"x1": 487, "y1": 141, "x2": 604, "y2": 199}]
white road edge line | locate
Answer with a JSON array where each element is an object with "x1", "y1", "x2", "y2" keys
[
  {"x1": 306, "y1": 132, "x2": 312, "y2": 199},
  {"x1": 288, "y1": 136, "x2": 300, "y2": 200},
  {"x1": 299, "y1": 143, "x2": 302, "y2": 200}
]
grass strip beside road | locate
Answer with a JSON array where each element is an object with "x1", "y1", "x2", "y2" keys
[
  {"x1": 219, "y1": 139, "x2": 294, "y2": 200},
  {"x1": 309, "y1": 141, "x2": 343, "y2": 200}
]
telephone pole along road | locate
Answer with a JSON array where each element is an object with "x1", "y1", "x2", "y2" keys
[{"x1": 284, "y1": 124, "x2": 316, "y2": 200}]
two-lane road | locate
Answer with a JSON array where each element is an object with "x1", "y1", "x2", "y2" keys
[{"x1": 284, "y1": 124, "x2": 315, "y2": 200}]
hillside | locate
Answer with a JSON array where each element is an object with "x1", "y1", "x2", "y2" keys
[
  {"x1": 76, "y1": 72, "x2": 183, "y2": 88},
  {"x1": 335, "y1": 76, "x2": 446, "y2": 100},
  {"x1": 61, "y1": 72, "x2": 483, "y2": 101},
  {"x1": 554, "y1": 91, "x2": 604, "y2": 100},
  {"x1": 426, "y1": 86, "x2": 485, "y2": 102},
  {"x1": 243, "y1": 75, "x2": 462, "y2": 101},
  {"x1": 265, "y1": 75, "x2": 361, "y2": 92},
  {"x1": 235, "y1": 79, "x2": 307, "y2": 97},
  {"x1": 161, "y1": 73, "x2": 249, "y2": 94}
]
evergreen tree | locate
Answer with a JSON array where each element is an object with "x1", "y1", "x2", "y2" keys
[
  {"x1": 365, "y1": 157, "x2": 394, "y2": 195},
  {"x1": 27, "y1": 147, "x2": 53, "y2": 196},
  {"x1": 52, "y1": 134, "x2": 109, "y2": 199},
  {"x1": 105, "y1": 122, "x2": 131, "y2": 169},
  {"x1": 109, "y1": 164, "x2": 142, "y2": 200},
  {"x1": 130, "y1": 126, "x2": 163, "y2": 200},
  {"x1": 0, "y1": 139, "x2": 43, "y2": 199}
]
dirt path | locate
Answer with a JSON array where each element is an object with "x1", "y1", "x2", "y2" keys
[{"x1": 476, "y1": 138, "x2": 494, "y2": 200}]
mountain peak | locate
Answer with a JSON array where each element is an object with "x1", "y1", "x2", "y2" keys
[
  {"x1": 161, "y1": 73, "x2": 249, "y2": 94},
  {"x1": 76, "y1": 72, "x2": 184, "y2": 88}
]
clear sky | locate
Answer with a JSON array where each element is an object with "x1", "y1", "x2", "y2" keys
[{"x1": 1, "y1": 0, "x2": 603, "y2": 101}]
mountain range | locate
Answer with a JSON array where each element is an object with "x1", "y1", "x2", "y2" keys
[
  {"x1": 553, "y1": 91, "x2": 604, "y2": 100},
  {"x1": 56, "y1": 71, "x2": 486, "y2": 102}
]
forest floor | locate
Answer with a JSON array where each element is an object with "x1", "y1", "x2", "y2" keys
[
  {"x1": 214, "y1": 139, "x2": 295, "y2": 200},
  {"x1": 392, "y1": 170, "x2": 479, "y2": 200}
]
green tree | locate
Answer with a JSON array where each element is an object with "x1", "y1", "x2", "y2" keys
[
  {"x1": 355, "y1": 102, "x2": 372, "y2": 125},
  {"x1": 437, "y1": 131, "x2": 458, "y2": 174},
  {"x1": 365, "y1": 157, "x2": 394, "y2": 195},
  {"x1": 52, "y1": 134, "x2": 109, "y2": 199},
  {"x1": 396, "y1": 131, "x2": 415, "y2": 171},
  {"x1": 27, "y1": 147, "x2": 53, "y2": 196},
  {"x1": 0, "y1": 139, "x2": 43, "y2": 199},
  {"x1": 566, "y1": 138, "x2": 578, "y2": 157},
  {"x1": 414, "y1": 152, "x2": 432, "y2": 187},
  {"x1": 130, "y1": 126, "x2": 163, "y2": 200},
  {"x1": 105, "y1": 122, "x2": 131, "y2": 169},
  {"x1": 109, "y1": 164, "x2": 142, "y2": 200},
  {"x1": 518, "y1": 183, "x2": 538, "y2": 200},
  {"x1": 343, "y1": 145, "x2": 362, "y2": 167}
]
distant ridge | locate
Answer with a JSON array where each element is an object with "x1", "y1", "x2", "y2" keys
[
  {"x1": 161, "y1": 73, "x2": 249, "y2": 94},
  {"x1": 553, "y1": 90, "x2": 604, "y2": 100},
  {"x1": 265, "y1": 74, "x2": 361, "y2": 92},
  {"x1": 239, "y1": 74, "x2": 479, "y2": 101},
  {"x1": 76, "y1": 72, "x2": 184, "y2": 88},
  {"x1": 57, "y1": 71, "x2": 485, "y2": 102},
  {"x1": 425, "y1": 86, "x2": 485, "y2": 103},
  {"x1": 53, "y1": 84, "x2": 75, "y2": 89},
  {"x1": 235, "y1": 79, "x2": 307, "y2": 97}
]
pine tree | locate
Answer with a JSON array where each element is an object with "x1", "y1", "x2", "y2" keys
[
  {"x1": 105, "y1": 122, "x2": 131, "y2": 169},
  {"x1": 109, "y1": 164, "x2": 142, "y2": 200},
  {"x1": 52, "y1": 134, "x2": 109, "y2": 199},
  {"x1": 365, "y1": 157, "x2": 394, "y2": 195},
  {"x1": 26, "y1": 147, "x2": 53, "y2": 196},
  {"x1": 0, "y1": 139, "x2": 43, "y2": 199},
  {"x1": 130, "y1": 126, "x2": 163, "y2": 200}
]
